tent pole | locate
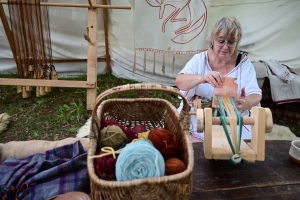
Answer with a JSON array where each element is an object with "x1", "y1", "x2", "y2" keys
[
  {"x1": 102, "y1": 0, "x2": 111, "y2": 74},
  {"x1": 0, "y1": 4, "x2": 17, "y2": 65},
  {"x1": 86, "y1": 0, "x2": 98, "y2": 110},
  {"x1": 0, "y1": 1, "x2": 131, "y2": 9}
]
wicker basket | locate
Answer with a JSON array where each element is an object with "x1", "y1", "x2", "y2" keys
[{"x1": 87, "y1": 84, "x2": 193, "y2": 200}]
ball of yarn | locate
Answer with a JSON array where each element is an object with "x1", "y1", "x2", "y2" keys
[
  {"x1": 138, "y1": 130, "x2": 150, "y2": 139},
  {"x1": 99, "y1": 125, "x2": 128, "y2": 149},
  {"x1": 132, "y1": 124, "x2": 147, "y2": 134},
  {"x1": 101, "y1": 120, "x2": 124, "y2": 130},
  {"x1": 101, "y1": 120, "x2": 138, "y2": 143},
  {"x1": 148, "y1": 128, "x2": 182, "y2": 160},
  {"x1": 165, "y1": 158, "x2": 187, "y2": 175},
  {"x1": 94, "y1": 151, "x2": 116, "y2": 180},
  {"x1": 123, "y1": 128, "x2": 138, "y2": 142},
  {"x1": 115, "y1": 139, "x2": 165, "y2": 181}
]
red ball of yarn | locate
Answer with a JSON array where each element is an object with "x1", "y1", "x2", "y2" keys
[
  {"x1": 101, "y1": 120, "x2": 125, "y2": 131},
  {"x1": 94, "y1": 151, "x2": 116, "y2": 181},
  {"x1": 148, "y1": 128, "x2": 182, "y2": 160},
  {"x1": 123, "y1": 128, "x2": 138, "y2": 142},
  {"x1": 165, "y1": 158, "x2": 187, "y2": 175},
  {"x1": 132, "y1": 124, "x2": 147, "y2": 134}
]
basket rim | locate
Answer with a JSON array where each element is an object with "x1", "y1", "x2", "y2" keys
[{"x1": 96, "y1": 98, "x2": 179, "y2": 120}]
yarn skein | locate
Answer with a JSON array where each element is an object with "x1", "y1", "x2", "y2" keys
[
  {"x1": 148, "y1": 128, "x2": 182, "y2": 160},
  {"x1": 94, "y1": 151, "x2": 116, "y2": 180},
  {"x1": 165, "y1": 158, "x2": 187, "y2": 175},
  {"x1": 115, "y1": 139, "x2": 165, "y2": 181},
  {"x1": 101, "y1": 120, "x2": 138, "y2": 142},
  {"x1": 132, "y1": 124, "x2": 147, "y2": 134},
  {"x1": 138, "y1": 130, "x2": 150, "y2": 139},
  {"x1": 101, "y1": 120, "x2": 123, "y2": 130},
  {"x1": 99, "y1": 125, "x2": 128, "y2": 149},
  {"x1": 123, "y1": 128, "x2": 138, "y2": 142}
]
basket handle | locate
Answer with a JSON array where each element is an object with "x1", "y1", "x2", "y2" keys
[{"x1": 91, "y1": 83, "x2": 190, "y2": 130}]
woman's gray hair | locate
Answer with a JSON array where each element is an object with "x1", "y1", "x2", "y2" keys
[{"x1": 207, "y1": 17, "x2": 242, "y2": 50}]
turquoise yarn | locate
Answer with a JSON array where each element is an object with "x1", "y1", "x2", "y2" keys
[{"x1": 115, "y1": 139, "x2": 165, "y2": 181}]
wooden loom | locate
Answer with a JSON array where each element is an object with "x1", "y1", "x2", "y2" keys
[
  {"x1": 0, "y1": 0, "x2": 131, "y2": 110},
  {"x1": 190, "y1": 78, "x2": 273, "y2": 162}
]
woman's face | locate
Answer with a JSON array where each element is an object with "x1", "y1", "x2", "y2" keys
[{"x1": 213, "y1": 30, "x2": 237, "y2": 60}]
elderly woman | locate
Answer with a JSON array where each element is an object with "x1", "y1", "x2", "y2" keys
[{"x1": 175, "y1": 17, "x2": 262, "y2": 139}]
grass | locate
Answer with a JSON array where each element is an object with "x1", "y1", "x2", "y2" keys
[
  {"x1": 0, "y1": 73, "x2": 299, "y2": 143},
  {"x1": 0, "y1": 73, "x2": 180, "y2": 143}
]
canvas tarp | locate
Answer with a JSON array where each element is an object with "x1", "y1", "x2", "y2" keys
[{"x1": 0, "y1": 0, "x2": 299, "y2": 86}]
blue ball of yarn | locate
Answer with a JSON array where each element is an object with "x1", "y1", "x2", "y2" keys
[{"x1": 116, "y1": 139, "x2": 165, "y2": 181}]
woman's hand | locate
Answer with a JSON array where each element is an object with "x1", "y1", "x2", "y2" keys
[
  {"x1": 203, "y1": 71, "x2": 224, "y2": 88},
  {"x1": 236, "y1": 87, "x2": 247, "y2": 110},
  {"x1": 236, "y1": 88, "x2": 262, "y2": 111}
]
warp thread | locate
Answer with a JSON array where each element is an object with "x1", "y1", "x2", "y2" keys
[{"x1": 115, "y1": 139, "x2": 165, "y2": 181}]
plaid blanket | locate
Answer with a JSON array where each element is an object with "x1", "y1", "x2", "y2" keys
[{"x1": 0, "y1": 141, "x2": 89, "y2": 200}]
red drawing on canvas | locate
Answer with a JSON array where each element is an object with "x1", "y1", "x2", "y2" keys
[{"x1": 146, "y1": 0, "x2": 208, "y2": 44}]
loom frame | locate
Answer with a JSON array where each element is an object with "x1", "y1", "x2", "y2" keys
[
  {"x1": 193, "y1": 106, "x2": 273, "y2": 162},
  {"x1": 0, "y1": 0, "x2": 131, "y2": 110}
]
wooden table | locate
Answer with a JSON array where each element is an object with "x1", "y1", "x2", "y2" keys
[{"x1": 192, "y1": 141, "x2": 300, "y2": 199}]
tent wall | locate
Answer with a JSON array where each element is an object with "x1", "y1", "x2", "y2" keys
[{"x1": 0, "y1": 0, "x2": 299, "y2": 86}]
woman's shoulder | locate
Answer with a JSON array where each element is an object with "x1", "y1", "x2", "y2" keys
[
  {"x1": 238, "y1": 51, "x2": 252, "y2": 66},
  {"x1": 192, "y1": 50, "x2": 208, "y2": 58},
  {"x1": 187, "y1": 50, "x2": 208, "y2": 64}
]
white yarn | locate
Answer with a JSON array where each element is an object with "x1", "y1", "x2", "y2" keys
[{"x1": 0, "y1": 113, "x2": 10, "y2": 133}]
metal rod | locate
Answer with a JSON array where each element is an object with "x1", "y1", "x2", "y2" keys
[{"x1": 0, "y1": 1, "x2": 131, "y2": 9}]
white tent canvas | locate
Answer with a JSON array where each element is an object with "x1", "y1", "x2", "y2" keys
[{"x1": 0, "y1": 0, "x2": 300, "y2": 86}]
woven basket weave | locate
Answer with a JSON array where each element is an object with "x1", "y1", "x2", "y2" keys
[{"x1": 87, "y1": 84, "x2": 193, "y2": 200}]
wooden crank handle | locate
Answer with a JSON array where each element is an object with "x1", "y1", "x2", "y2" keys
[{"x1": 264, "y1": 108, "x2": 273, "y2": 133}]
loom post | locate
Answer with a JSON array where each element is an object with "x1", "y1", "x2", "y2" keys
[
  {"x1": 249, "y1": 107, "x2": 266, "y2": 161},
  {"x1": 204, "y1": 108, "x2": 212, "y2": 159}
]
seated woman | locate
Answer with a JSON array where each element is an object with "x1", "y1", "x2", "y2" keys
[{"x1": 175, "y1": 17, "x2": 262, "y2": 140}]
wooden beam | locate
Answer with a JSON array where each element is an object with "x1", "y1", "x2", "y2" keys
[
  {"x1": 0, "y1": 78, "x2": 95, "y2": 88},
  {"x1": 0, "y1": 5, "x2": 17, "y2": 65},
  {"x1": 86, "y1": 0, "x2": 98, "y2": 110},
  {"x1": 0, "y1": 1, "x2": 131, "y2": 9},
  {"x1": 52, "y1": 57, "x2": 106, "y2": 63},
  {"x1": 102, "y1": 0, "x2": 111, "y2": 73}
]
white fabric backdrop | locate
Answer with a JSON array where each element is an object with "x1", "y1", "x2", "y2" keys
[
  {"x1": 0, "y1": 0, "x2": 299, "y2": 85},
  {"x1": 134, "y1": 0, "x2": 210, "y2": 54}
]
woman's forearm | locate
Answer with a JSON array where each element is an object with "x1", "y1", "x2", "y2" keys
[
  {"x1": 245, "y1": 93, "x2": 262, "y2": 110},
  {"x1": 175, "y1": 74, "x2": 206, "y2": 91}
]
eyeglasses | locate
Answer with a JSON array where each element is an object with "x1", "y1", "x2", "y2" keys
[{"x1": 214, "y1": 39, "x2": 236, "y2": 47}]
